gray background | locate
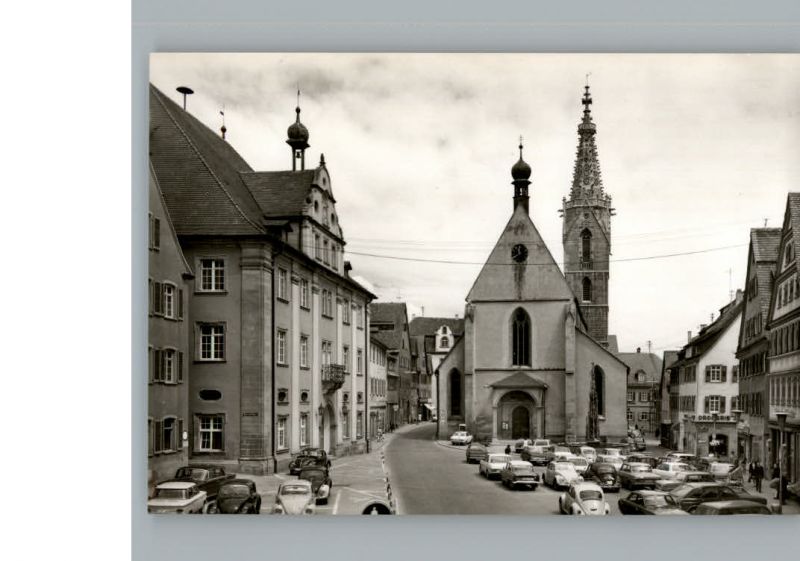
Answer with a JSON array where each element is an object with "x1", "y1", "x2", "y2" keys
[{"x1": 133, "y1": 2, "x2": 800, "y2": 560}]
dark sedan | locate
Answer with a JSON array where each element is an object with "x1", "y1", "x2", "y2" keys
[
  {"x1": 669, "y1": 482, "x2": 768, "y2": 513},
  {"x1": 585, "y1": 462, "x2": 620, "y2": 493},
  {"x1": 618, "y1": 490, "x2": 689, "y2": 515},
  {"x1": 618, "y1": 462, "x2": 660, "y2": 490},
  {"x1": 288, "y1": 448, "x2": 331, "y2": 475},
  {"x1": 465, "y1": 442, "x2": 488, "y2": 464},
  {"x1": 500, "y1": 461, "x2": 539, "y2": 490},
  {"x1": 298, "y1": 466, "x2": 333, "y2": 505},
  {"x1": 209, "y1": 479, "x2": 261, "y2": 514}
]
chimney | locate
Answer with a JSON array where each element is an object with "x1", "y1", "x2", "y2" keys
[
  {"x1": 735, "y1": 288, "x2": 744, "y2": 303},
  {"x1": 421, "y1": 306, "x2": 425, "y2": 317},
  {"x1": 687, "y1": 330, "x2": 692, "y2": 343}
]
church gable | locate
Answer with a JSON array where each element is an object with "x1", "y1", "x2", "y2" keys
[{"x1": 466, "y1": 204, "x2": 574, "y2": 302}]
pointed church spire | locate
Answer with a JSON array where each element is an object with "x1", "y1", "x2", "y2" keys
[
  {"x1": 570, "y1": 82, "x2": 604, "y2": 198},
  {"x1": 511, "y1": 137, "x2": 532, "y2": 214}
]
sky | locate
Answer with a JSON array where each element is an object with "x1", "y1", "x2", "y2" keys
[{"x1": 150, "y1": 53, "x2": 800, "y2": 355}]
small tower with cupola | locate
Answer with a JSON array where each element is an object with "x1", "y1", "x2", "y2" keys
[{"x1": 286, "y1": 91, "x2": 310, "y2": 170}]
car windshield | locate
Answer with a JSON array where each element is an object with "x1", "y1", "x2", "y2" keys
[
  {"x1": 579, "y1": 490, "x2": 602, "y2": 501},
  {"x1": 454, "y1": 432, "x2": 467, "y2": 437},
  {"x1": 219, "y1": 484, "x2": 250, "y2": 498},
  {"x1": 595, "y1": 465, "x2": 615, "y2": 474},
  {"x1": 513, "y1": 466, "x2": 534, "y2": 475},
  {"x1": 300, "y1": 470, "x2": 325, "y2": 480},
  {"x1": 155, "y1": 488, "x2": 188, "y2": 500},
  {"x1": 606, "y1": 449, "x2": 621, "y2": 456},
  {"x1": 644, "y1": 495, "x2": 677, "y2": 508},
  {"x1": 174, "y1": 468, "x2": 208, "y2": 482},
  {"x1": 281, "y1": 484, "x2": 310, "y2": 495},
  {"x1": 489, "y1": 455, "x2": 511, "y2": 463}
]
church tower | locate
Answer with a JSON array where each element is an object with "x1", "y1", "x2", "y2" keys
[{"x1": 561, "y1": 84, "x2": 614, "y2": 346}]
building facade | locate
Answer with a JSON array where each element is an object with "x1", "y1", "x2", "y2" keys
[
  {"x1": 660, "y1": 350, "x2": 680, "y2": 449},
  {"x1": 369, "y1": 337, "x2": 388, "y2": 437},
  {"x1": 674, "y1": 292, "x2": 743, "y2": 458},
  {"x1": 435, "y1": 89, "x2": 628, "y2": 443},
  {"x1": 619, "y1": 349, "x2": 662, "y2": 435},
  {"x1": 370, "y1": 303, "x2": 417, "y2": 427},
  {"x1": 736, "y1": 228, "x2": 780, "y2": 465},
  {"x1": 409, "y1": 317, "x2": 465, "y2": 421},
  {"x1": 149, "y1": 84, "x2": 374, "y2": 475},
  {"x1": 147, "y1": 166, "x2": 192, "y2": 485},
  {"x1": 765, "y1": 193, "x2": 800, "y2": 483}
]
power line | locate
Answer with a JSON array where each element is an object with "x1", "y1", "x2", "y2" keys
[{"x1": 345, "y1": 242, "x2": 747, "y2": 266}]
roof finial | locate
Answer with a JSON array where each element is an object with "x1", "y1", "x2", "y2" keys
[
  {"x1": 219, "y1": 105, "x2": 227, "y2": 140},
  {"x1": 295, "y1": 86, "x2": 301, "y2": 121},
  {"x1": 320, "y1": 153, "x2": 326, "y2": 166},
  {"x1": 519, "y1": 135, "x2": 524, "y2": 158}
]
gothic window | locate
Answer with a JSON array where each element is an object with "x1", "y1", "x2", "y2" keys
[
  {"x1": 449, "y1": 369, "x2": 462, "y2": 416},
  {"x1": 593, "y1": 365, "x2": 606, "y2": 417},
  {"x1": 581, "y1": 229, "x2": 592, "y2": 262},
  {"x1": 511, "y1": 308, "x2": 531, "y2": 366},
  {"x1": 582, "y1": 277, "x2": 592, "y2": 302}
]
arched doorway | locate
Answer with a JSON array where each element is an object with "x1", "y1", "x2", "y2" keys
[
  {"x1": 511, "y1": 406, "x2": 530, "y2": 439},
  {"x1": 319, "y1": 403, "x2": 336, "y2": 453},
  {"x1": 497, "y1": 391, "x2": 538, "y2": 440}
]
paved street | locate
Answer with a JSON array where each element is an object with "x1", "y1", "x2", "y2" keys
[{"x1": 384, "y1": 423, "x2": 623, "y2": 515}]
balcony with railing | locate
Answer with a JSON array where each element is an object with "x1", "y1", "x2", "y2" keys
[{"x1": 322, "y1": 364, "x2": 345, "y2": 394}]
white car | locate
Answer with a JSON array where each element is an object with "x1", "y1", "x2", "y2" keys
[
  {"x1": 514, "y1": 439, "x2": 533, "y2": 454},
  {"x1": 273, "y1": 480, "x2": 316, "y2": 515},
  {"x1": 532, "y1": 439, "x2": 551, "y2": 448},
  {"x1": 450, "y1": 431, "x2": 473, "y2": 445},
  {"x1": 559, "y1": 482, "x2": 610, "y2": 515},
  {"x1": 568, "y1": 456, "x2": 590, "y2": 475},
  {"x1": 148, "y1": 481, "x2": 208, "y2": 514},
  {"x1": 544, "y1": 460, "x2": 583, "y2": 489},
  {"x1": 664, "y1": 452, "x2": 696, "y2": 464},
  {"x1": 652, "y1": 462, "x2": 690, "y2": 480},
  {"x1": 480, "y1": 453, "x2": 512, "y2": 479},
  {"x1": 596, "y1": 454, "x2": 623, "y2": 471},
  {"x1": 579, "y1": 446, "x2": 597, "y2": 463}
]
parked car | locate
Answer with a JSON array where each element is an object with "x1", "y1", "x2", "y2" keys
[
  {"x1": 626, "y1": 454, "x2": 660, "y2": 469},
  {"x1": 596, "y1": 454, "x2": 623, "y2": 471},
  {"x1": 533, "y1": 439, "x2": 551, "y2": 447},
  {"x1": 465, "y1": 442, "x2": 488, "y2": 464},
  {"x1": 521, "y1": 444, "x2": 553, "y2": 465},
  {"x1": 544, "y1": 446, "x2": 573, "y2": 464},
  {"x1": 669, "y1": 482, "x2": 768, "y2": 513},
  {"x1": 480, "y1": 453, "x2": 512, "y2": 479},
  {"x1": 617, "y1": 462, "x2": 660, "y2": 490},
  {"x1": 559, "y1": 482, "x2": 610, "y2": 515},
  {"x1": 298, "y1": 466, "x2": 332, "y2": 505},
  {"x1": 514, "y1": 439, "x2": 533, "y2": 453},
  {"x1": 664, "y1": 452, "x2": 696, "y2": 465},
  {"x1": 544, "y1": 460, "x2": 583, "y2": 489},
  {"x1": 652, "y1": 462, "x2": 691, "y2": 480},
  {"x1": 579, "y1": 446, "x2": 597, "y2": 463},
  {"x1": 273, "y1": 480, "x2": 316, "y2": 515},
  {"x1": 655, "y1": 471, "x2": 716, "y2": 492},
  {"x1": 598, "y1": 447, "x2": 627, "y2": 461},
  {"x1": 585, "y1": 462, "x2": 620, "y2": 493},
  {"x1": 708, "y1": 462, "x2": 735, "y2": 481},
  {"x1": 208, "y1": 479, "x2": 261, "y2": 514},
  {"x1": 288, "y1": 448, "x2": 331, "y2": 475},
  {"x1": 148, "y1": 481, "x2": 207, "y2": 514},
  {"x1": 691, "y1": 500, "x2": 772, "y2": 515},
  {"x1": 618, "y1": 490, "x2": 689, "y2": 515},
  {"x1": 450, "y1": 431, "x2": 473, "y2": 445},
  {"x1": 568, "y1": 456, "x2": 590, "y2": 475},
  {"x1": 168, "y1": 465, "x2": 234, "y2": 503},
  {"x1": 500, "y1": 460, "x2": 539, "y2": 490}
]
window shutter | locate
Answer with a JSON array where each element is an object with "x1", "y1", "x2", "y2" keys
[
  {"x1": 157, "y1": 350, "x2": 165, "y2": 382},
  {"x1": 704, "y1": 366, "x2": 710, "y2": 383},
  {"x1": 153, "y1": 217, "x2": 160, "y2": 250},
  {"x1": 704, "y1": 396, "x2": 709, "y2": 413},
  {"x1": 178, "y1": 289, "x2": 184, "y2": 320},
  {"x1": 148, "y1": 280, "x2": 154, "y2": 314},
  {"x1": 178, "y1": 351, "x2": 184, "y2": 383},
  {"x1": 178, "y1": 418, "x2": 184, "y2": 450},
  {"x1": 154, "y1": 282, "x2": 162, "y2": 314},
  {"x1": 155, "y1": 420, "x2": 163, "y2": 453},
  {"x1": 721, "y1": 365, "x2": 727, "y2": 383},
  {"x1": 720, "y1": 396, "x2": 726, "y2": 414}
]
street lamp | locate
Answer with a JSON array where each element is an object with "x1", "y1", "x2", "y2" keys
[{"x1": 776, "y1": 411, "x2": 788, "y2": 514}]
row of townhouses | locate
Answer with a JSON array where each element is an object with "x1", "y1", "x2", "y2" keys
[
  {"x1": 148, "y1": 84, "x2": 425, "y2": 482},
  {"x1": 660, "y1": 193, "x2": 800, "y2": 484}
]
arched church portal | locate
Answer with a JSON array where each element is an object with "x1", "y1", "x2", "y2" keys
[{"x1": 496, "y1": 391, "x2": 541, "y2": 440}]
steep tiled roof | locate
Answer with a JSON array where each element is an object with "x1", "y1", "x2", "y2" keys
[
  {"x1": 618, "y1": 351, "x2": 662, "y2": 384},
  {"x1": 687, "y1": 296, "x2": 744, "y2": 357},
  {"x1": 408, "y1": 316, "x2": 465, "y2": 337},
  {"x1": 789, "y1": 193, "x2": 800, "y2": 259},
  {"x1": 240, "y1": 170, "x2": 316, "y2": 217},
  {"x1": 751, "y1": 228, "x2": 781, "y2": 262},
  {"x1": 370, "y1": 302, "x2": 408, "y2": 350},
  {"x1": 149, "y1": 84, "x2": 265, "y2": 235}
]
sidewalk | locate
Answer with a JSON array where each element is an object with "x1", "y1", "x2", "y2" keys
[{"x1": 736, "y1": 477, "x2": 800, "y2": 515}]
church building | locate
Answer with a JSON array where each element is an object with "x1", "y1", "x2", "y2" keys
[{"x1": 435, "y1": 86, "x2": 628, "y2": 443}]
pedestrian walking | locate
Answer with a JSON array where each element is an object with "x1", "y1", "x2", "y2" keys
[
  {"x1": 504, "y1": 444, "x2": 511, "y2": 455},
  {"x1": 753, "y1": 461, "x2": 764, "y2": 493},
  {"x1": 780, "y1": 474, "x2": 789, "y2": 505},
  {"x1": 748, "y1": 460, "x2": 754, "y2": 483}
]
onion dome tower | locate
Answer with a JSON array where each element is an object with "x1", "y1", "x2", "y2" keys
[
  {"x1": 286, "y1": 90, "x2": 310, "y2": 170},
  {"x1": 511, "y1": 139, "x2": 532, "y2": 214}
]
